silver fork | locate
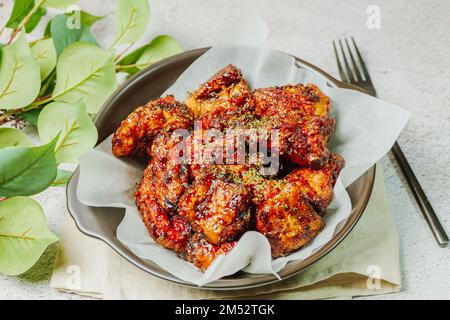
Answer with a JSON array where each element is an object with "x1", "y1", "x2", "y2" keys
[{"x1": 333, "y1": 37, "x2": 449, "y2": 247}]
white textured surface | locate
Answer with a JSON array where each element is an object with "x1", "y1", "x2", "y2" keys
[{"x1": 1, "y1": 0, "x2": 450, "y2": 299}]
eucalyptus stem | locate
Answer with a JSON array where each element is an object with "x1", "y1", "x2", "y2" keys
[
  {"x1": 0, "y1": 110, "x2": 16, "y2": 125},
  {"x1": 7, "y1": 0, "x2": 46, "y2": 44},
  {"x1": 114, "y1": 43, "x2": 133, "y2": 62},
  {"x1": 27, "y1": 96, "x2": 53, "y2": 110},
  {"x1": 0, "y1": 95, "x2": 53, "y2": 125}
]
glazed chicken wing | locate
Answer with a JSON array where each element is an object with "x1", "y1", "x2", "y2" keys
[
  {"x1": 178, "y1": 174, "x2": 251, "y2": 245},
  {"x1": 112, "y1": 95, "x2": 192, "y2": 157},
  {"x1": 135, "y1": 163, "x2": 191, "y2": 253},
  {"x1": 286, "y1": 153, "x2": 344, "y2": 214},
  {"x1": 263, "y1": 115, "x2": 335, "y2": 168},
  {"x1": 135, "y1": 131, "x2": 190, "y2": 252},
  {"x1": 253, "y1": 83, "x2": 330, "y2": 118},
  {"x1": 185, "y1": 64, "x2": 255, "y2": 130},
  {"x1": 280, "y1": 116, "x2": 335, "y2": 168},
  {"x1": 254, "y1": 180, "x2": 325, "y2": 258}
]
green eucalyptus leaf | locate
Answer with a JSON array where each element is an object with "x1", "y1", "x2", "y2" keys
[
  {"x1": 117, "y1": 45, "x2": 146, "y2": 66},
  {"x1": 18, "y1": 108, "x2": 41, "y2": 127},
  {"x1": 50, "y1": 14, "x2": 98, "y2": 56},
  {"x1": 117, "y1": 35, "x2": 183, "y2": 75},
  {"x1": 42, "y1": 0, "x2": 77, "y2": 9},
  {"x1": 44, "y1": 10, "x2": 101, "y2": 39},
  {"x1": 5, "y1": 0, "x2": 34, "y2": 29},
  {"x1": 43, "y1": 19, "x2": 52, "y2": 38},
  {"x1": 24, "y1": 6, "x2": 47, "y2": 33},
  {"x1": 78, "y1": 10, "x2": 104, "y2": 26},
  {"x1": 0, "y1": 32, "x2": 41, "y2": 109},
  {"x1": 38, "y1": 101, "x2": 98, "y2": 163},
  {"x1": 52, "y1": 169, "x2": 72, "y2": 187},
  {"x1": 0, "y1": 128, "x2": 33, "y2": 148},
  {"x1": 112, "y1": 0, "x2": 150, "y2": 47},
  {"x1": 30, "y1": 38, "x2": 57, "y2": 80},
  {"x1": 0, "y1": 196, "x2": 58, "y2": 276},
  {"x1": 52, "y1": 42, "x2": 117, "y2": 113},
  {"x1": 135, "y1": 35, "x2": 182, "y2": 69},
  {"x1": 78, "y1": 25, "x2": 97, "y2": 44},
  {"x1": 6, "y1": 0, "x2": 46, "y2": 33},
  {"x1": 0, "y1": 136, "x2": 58, "y2": 197}
]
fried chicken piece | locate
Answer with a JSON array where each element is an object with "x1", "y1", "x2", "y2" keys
[
  {"x1": 278, "y1": 116, "x2": 335, "y2": 168},
  {"x1": 185, "y1": 64, "x2": 249, "y2": 117},
  {"x1": 254, "y1": 180, "x2": 325, "y2": 258},
  {"x1": 182, "y1": 233, "x2": 236, "y2": 271},
  {"x1": 112, "y1": 95, "x2": 192, "y2": 157},
  {"x1": 286, "y1": 153, "x2": 344, "y2": 214},
  {"x1": 178, "y1": 174, "x2": 251, "y2": 245},
  {"x1": 135, "y1": 132, "x2": 190, "y2": 252},
  {"x1": 185, "y1": 64, "x2": 255, "y2": 130},
  {"x1": 135, "y1": 163, "x2": 191, "y2": 252},
  {"x1": 253, "y1": 154, "x2": 343, "y2": 257},
  {"x1": 262, "y1": 115, "x2": 335, "y2": 168},
  {"x1": 253, "y1": 83, "x2": 330, "y2": 118}
]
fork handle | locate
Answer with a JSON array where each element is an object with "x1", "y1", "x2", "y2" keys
[{"x1": 391, "y1": 142, "x2": 449, "y2": 247}]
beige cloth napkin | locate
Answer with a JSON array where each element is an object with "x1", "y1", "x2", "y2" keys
[{"x1": 50, "y1": 164, "x2": 401, "y2": 299}]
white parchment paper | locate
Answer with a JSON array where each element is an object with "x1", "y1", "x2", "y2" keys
[{"x1": 76, "y1": 16, "x2": 410, "y2": 286}]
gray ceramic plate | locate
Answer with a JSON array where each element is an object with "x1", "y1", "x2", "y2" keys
[{"x1": 66, "y1": 48, "x2": 375, "y2": 290}]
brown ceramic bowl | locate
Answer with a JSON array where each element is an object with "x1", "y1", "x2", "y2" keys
[{"x1": 66, "y1": 48, "x2": 375, "y2": 290}]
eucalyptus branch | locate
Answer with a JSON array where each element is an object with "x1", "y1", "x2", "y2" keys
[
  {"x1": 7, "y1": 0, "x2": 46, "y2": 44},
  {"x1": 26, "y1": 96, "x2": 54, "y2": 110},
  {"x1": 0, "y1": 0, "x2": 180, "y2": 277},
  {"x1": 0, "y1": 94, "x2": 53, "y2": 125}
]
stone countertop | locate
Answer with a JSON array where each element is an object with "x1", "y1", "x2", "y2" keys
[{"x1": 1, "y1": 0, "x2": 449, "y2": 299}]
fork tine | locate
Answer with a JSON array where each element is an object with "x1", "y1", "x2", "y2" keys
[
  {"x1": 344, "y1": 38, "x2": 362, "y2": 81},
  {"x1": 351, "y1": 37, "x2": 371, "y2": 81},
  {"x1": 332, "y1": 41, "x2": 348, "y2": 83},
  {"x1": 338, "y1": 39, "x2": 356, "y2": 83}
]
